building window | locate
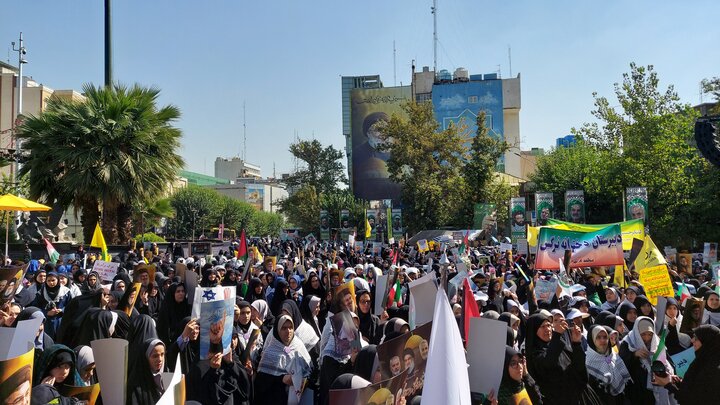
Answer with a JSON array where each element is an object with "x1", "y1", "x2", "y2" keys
[{"x1": 468, "y1": 96, "x2": 478, "y2": 103}]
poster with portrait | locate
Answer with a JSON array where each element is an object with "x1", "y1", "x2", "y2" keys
[
  {"x1": 366, "y1": 206, "x2": 378, "y2": 241},
  {"x1": 625, "y1": 187, "x2": 648, "y2": 226},
  {"x1": 678, "y1": 253, "x2": 694, "y2": 275},
  {"x1": 564, "y1": 190, "x2": 585, "y2": 224},
  {"x1": 192, "y1": 286, "x2": 236, "y2": 359},
  {"x1": 474, "y1": 203, "x2": 497, "y2": 245},
  {"x1": 377, "y1": 332, "x2": 411, "y2": 380},
  {"x1": 391, "y1": 209, "x2": 403, "y2": 241},
  {"x1": 401, "y1": 321, "x2": 432, "y2": 399},
  {"x1": 0, "y1": 348, "x2": 33, "y2": 405},
  {"x1": 535, "y1": 192, "x2": 554, "y2": 226},
  {"x1": 510, "y1": 197, "x2": 526, "y2": 246},
  {"x1": 330, "y1": 310, "x2": 362, "y2": 357},
  {"x1": 0, "y1": 266, "x2": 23, "y2": 307},
  {"x1": 320, "y1": 210, "x2": 330, "y2": 241},
  {"x1": 340, "y1": 209, "x2": 351, "y2": 240},
  {"x1": 703, "y1": 242, "x2": 717, "y2": 265}
]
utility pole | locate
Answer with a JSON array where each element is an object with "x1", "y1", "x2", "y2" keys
[
  {"x1": 432, "y1": 0, "x2": 438, "y2": 75},
  {"x1": 11, "y1": 33, "x2": 27, "y2": 194},
  {"x1": 105, "y1": 0, "x2": 112, "y2": 87}
]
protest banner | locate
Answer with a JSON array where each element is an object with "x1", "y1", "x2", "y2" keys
[
  {"x1": 391, "y1": 208, "x2": 403, "y2": 240},
  {"x1": 535, "y1": 192, "x2": 554, "y2": 226},
  {"x1": 377, "y1": 333, "x2": 411, "y2": 380},
  {"x1": 499, "y1": 242, "x2": 513, "y2": 253},
  {"x1": 192, "y1": 286, "x2": 235, "y2": 359},
  {"x1": 712, "y1": 262, "x2": 720, "y2": 281},
  {"x1": 0, "y1": 348, "x2": 33, "y2": 405},
  {"x1": 535, "y1": 225, "x2": 624, "y2": 269},
  {"x1": 403, "y1": 321, "x2": 431, "y2": 398},
  {"x1": 60, "y1": 384, "x2": 100, "y2": 405},
  {"x1": 92, "y1": 260, "x2": 120, "y2": 282},
  {"x1": 408, "y1": 272, "x2": 437, "y2": 330},
  {"x1": 669, "y1": 347, "x2": 695, "y2": 378},
  {"x1": 467, "y1": 317, "x2": 507, "y2": 401},
  {"x1": 328, "y1": 369, "x2": 409, "y2": 405},
  {"x1": 0, "y1": 317, "x2": 43, "y2": 361},
  {"x1": 546, "y1": 218, "x2": 644, "y2": 251},
  {"x1": 340, "y1": 209, "x2": 351, "y2": 240},
  {"x1": 638, "y1": 265, "x2": 674, "y2": 305},
  {"x1": 91, "y1": 338, "x2": 128, "y2": 405},
  {"x1": 678, "y1": 253, "x2": 693, "y2": 274}
]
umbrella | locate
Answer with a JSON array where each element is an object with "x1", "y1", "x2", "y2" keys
[{"x1": 0, "y1": 194, "x2": 51, "y2": 259}]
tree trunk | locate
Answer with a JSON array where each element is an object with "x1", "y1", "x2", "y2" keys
[
  {"x1": 117, "y1": 203, "x2": 133, "y2": 245},
  {"x1": 102, "y1": 197, "x2": 119, "y2": 245},
  {"x1": 78, "y1": 197, "x2": 100, "y2": 244}
]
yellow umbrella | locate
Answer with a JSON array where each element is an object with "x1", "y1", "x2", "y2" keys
[{"x1": 0, "y1": 194, "x2": 51, "y2": 259}]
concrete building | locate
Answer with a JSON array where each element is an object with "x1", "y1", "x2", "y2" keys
[
  {"x1": 0, "y1": 61, "x2": 84, "y2": 178},
  {"x1": 342, "y1": 67, "x2": 524, "y2": 201},
  {"x1": 209, "y1": 179, "x2": 287, "y2": 213},
  {"x1": 214, "y1": 157, "x2": 261, "y2": 182}
]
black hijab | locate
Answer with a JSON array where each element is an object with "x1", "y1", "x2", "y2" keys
[
  {"x1": 303, "y1": 272, "x2": 326, "y2": 298},
  {"x1": 157, "y1": 282, "x2": 191, "y2": 343},
  {"x1": 281, "y1": 299, "x2": 303, "y2": 328},
  {"x1": 617, "y1": 300, "x2": 637, "y2": 331},
  {"x1": 299, "y1": 294, "x2": 321, "y2": 337},
  {"x1": 269, "y1": 278, "x2": 290, "y2": 317},
  {"x1": 245, "y1": 277, "x2": 264, "y2": 303},
  {"x1": 127, "y1": 339, "x2": 166, "y2": 405},
  {"x1": 356, "y1": 289, "x2": 380, "y2": 344},
  {"x1": 234, "y1": 300, "x2": 253, "y2": 335},
  {"x1": 129, "y1": 314, "x2": 159, "y2": 353},
  {"x1": 633, "y1": 295, "x2": 655, "y2": 318},
  {"x1": 354, "y1": 344, "x2": 377, "y2": 381},
  {"x1": 594, "y1": 310, "x2": 621, "y2": 330}
]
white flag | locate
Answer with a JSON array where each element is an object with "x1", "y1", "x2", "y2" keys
[{"x1": 421, "y1": 288, "x2": 471, "y2": 405}]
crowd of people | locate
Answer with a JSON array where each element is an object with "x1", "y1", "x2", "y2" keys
[{"x1": 0, "y1": 235, "x2": 718, "y2": 405}]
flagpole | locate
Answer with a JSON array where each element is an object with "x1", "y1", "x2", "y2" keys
[{"x1": 5, "y1": 213, "x2": 9, "y2": 259}]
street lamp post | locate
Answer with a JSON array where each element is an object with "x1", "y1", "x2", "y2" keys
[{"x1": 191, "y1": 209, "x2": 197, "y2": 242}]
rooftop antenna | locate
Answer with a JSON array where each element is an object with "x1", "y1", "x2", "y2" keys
[
  {"x1": 393, "y1": 40, "x2": 397, "y2": 86},
  {"x1": 243, "y1": 101, "x2": 247, "y2": 161},
  {"x1": 432, "y1": 0, "x2": 438, "y2": 75},
  {"x1": 508, "y1": 46, "x2": 512, "y2": 78}
]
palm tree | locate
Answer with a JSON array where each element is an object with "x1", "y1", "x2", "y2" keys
[{"x1": 18, "y1": 83, "x2": 185, "y2": 244}]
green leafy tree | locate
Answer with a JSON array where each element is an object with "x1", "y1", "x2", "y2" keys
[
  {"x1": 18, "y1": 84, "x2": 184, "y2": 244},
  {"x1": 284, "y1": 139, "x2": 347, "y2": 195},
  {"x1": 168, "y1": 186, "x2": 222, "y2": 239},
  {"x1": 277, "y1": 185, "x2": 321, "y2": 232},
  {"x1": 534, "y1": 63, "x2": 720, "y2": 247},
  {"x1": 459, "y1": 111, "x2": 510, "y2": 226},
  {"x1": 248, "y1": 210, "x2": 285, "y2": 236},
  {"x1": 319, "y1": 190, "x2": 367, "y2": 235},
  {"x1": 377, "y1": 101, "x2": 468, "y2": 232},
  {"x1": 701, "y1": 77, "x2": 720, "y2": 115}
]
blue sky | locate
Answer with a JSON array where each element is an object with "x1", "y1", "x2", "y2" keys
[{"x1": 2, "y1": 1, "x2": 718, "y2": 177}]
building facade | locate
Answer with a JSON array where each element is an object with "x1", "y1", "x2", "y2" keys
[
  {"x1": 214, "y1": 157, "x2": 261, "y2": 182},
  {"x1": 342, "y1": 67, "x2": 523, "y2": 202}
]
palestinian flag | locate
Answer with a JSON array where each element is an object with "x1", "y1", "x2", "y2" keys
[
  {"x1": 44, "y1": 239, "x2": 60, "y2": 264},
  {"x1": 463, "y1": 278, "x2": 480, "y2": 346},
  {"x1": 236, "y1": 229, "x2": 247, "y2": 261},
  {"x1": 387, "y1": 279, "x2": 403, "y2": 308},
  {"x1": 677, "y1": 281, "x2": 692, "y2": 305},
  {"x1": 458, "y1": 230, "x2": 470, "y2": 257}
]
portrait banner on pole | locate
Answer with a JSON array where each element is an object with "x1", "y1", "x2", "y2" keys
[
  {"x1": 564, "y1": 190, "x2": 585, "y2": 224},
  {"x1": 510, "y1": 197, "x2": 526, "y2": 246},
  {"x1": 535, "y1": 192, "x2": 554, "y2": 226}
]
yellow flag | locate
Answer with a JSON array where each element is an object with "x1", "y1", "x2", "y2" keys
[
  {"x1": 634, "y1": 235, "x2": 667, "y2": 271},
  {"x1": 90, "y1": 223, "x2": 110, "y2": 262},
  {"x1": 365, "y1": 210, "x2": 371, "y2": 239},
  {"x1": 614, "y1": 263, "x2": 628, "y2": 288}
]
